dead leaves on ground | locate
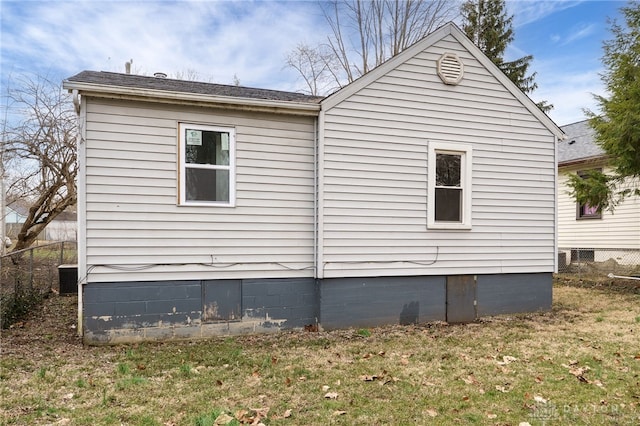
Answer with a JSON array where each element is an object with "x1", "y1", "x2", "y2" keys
[
  {"x1": 213, "y1": 406, "x2": 293, "y2": 425},
  {"x1": 562, "y1": 359, "x2": 604, "y2": 387}
]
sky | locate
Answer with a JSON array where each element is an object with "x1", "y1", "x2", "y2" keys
[{"x1": 0, "y1": 0, "x2": 629, "y2": 126}]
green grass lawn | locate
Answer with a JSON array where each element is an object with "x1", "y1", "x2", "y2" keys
[{"x1": 1, "y1": 282, "x2": 639, "y2": 425}]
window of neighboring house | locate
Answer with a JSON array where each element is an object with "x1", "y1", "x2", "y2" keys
[
  {"x1": 427, "y1": 142, "x2": 472, "y2": 229},
  {"x1": 576, "y1": 169, "x2": 601, "y2": 220},
  {"x1": 178, "y1": 123, "x2": 235, "y2": 206}
]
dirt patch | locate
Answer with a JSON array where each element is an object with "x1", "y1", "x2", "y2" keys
[
  {"x1": 555, "y1": 273, "x2": 640, "y2": 294},
  {"x1": 1, "y1": 294, "x2": 82, "y2": 359}
]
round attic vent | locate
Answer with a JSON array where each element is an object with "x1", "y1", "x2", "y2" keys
[{"x1": 437, "y1": 53, "x2": 464, "y2": 85}]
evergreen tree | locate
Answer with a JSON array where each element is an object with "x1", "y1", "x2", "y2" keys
[
  {"x1": 567, "y1": 2, "x2": 640, "y2": 212},
  {"x1": 461, "y1": 0, "x2": 551, "y2": 112}
]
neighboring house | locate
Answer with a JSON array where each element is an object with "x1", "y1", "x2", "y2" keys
[
  {"x1": 43, "y1": 210, "x2": 78, "y2": 241},
  {"x1": 558, "y1": 120, "x2": 640, "y2": 266},
  {"x1": 4, "y1": 201, "x2": 77, "y2": 242},
  {"x1": 6, "y1": 205, "x2": 27, "y2": 224},
  {"x1": 5, "y1": 202, "x2": 28, "y2": 240},
  {"x1": 63, "y1": 23, "x2": 564, "y2": 345}
]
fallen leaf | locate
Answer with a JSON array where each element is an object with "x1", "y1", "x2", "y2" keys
[
  {"x1": 425, "y1": 408, "x2": 438, "y2": 417},
  {"x1": 332, "y1": 410, "x2": 347, "y2": 416},
  {"x1": 519, "y1": 423, "x2": 532, "y2": 426},
  {"x1": 496, "y1": 385, "x2": 510, "y2": 393},
  {"x1": 361, "y1": 375, "x2": 378, "y2": 382},
  {"x1": 487, "y1": 413, "x2": 497, "y2": 419},
  {"x1": 497, "y1": 355, "x2": 518, "y2": 365},
  {"x1": 534, "y1": 376, "x2": 543, "y2": 384},
  {"x1": 322, "y1": 385, "x2": 330, "y2": 392},
  {"x1": 214, "y1": 413, "x2": 234, "y2": 425},
  {"x1": 283, "y1": 409, "x2": 292, "y2": 418},
  {"x1": 534, "y1": 395, "x2": 548, "y2": 404},
  {"x1": 324, "y1": 392, "x2": 338, "y2": 399},
  {"x1": 462, "y1": 374, "x2": 479, "y2": 385}
]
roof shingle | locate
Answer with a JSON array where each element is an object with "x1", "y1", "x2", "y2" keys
[
  {"x1": 65, "y1": 71, "x2": 324, "y2": 104},
  {"x1": 558, "y1": 120, "x2": 605, "y2": 165}
]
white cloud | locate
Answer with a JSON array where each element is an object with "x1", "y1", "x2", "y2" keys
[
  {"x1": 507, "y1": 0, "x2": 584, "y2": 28},
  {"x1": 532, "y1": 61, "x2": 605, "y2": 125},
  {"x1": 1, "y1": 0, "x2": 327, "y2": 90}
]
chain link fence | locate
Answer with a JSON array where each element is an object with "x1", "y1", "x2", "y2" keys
[
  {"x1": 558, "y1": 247, "x2": 640, "y2": 278},
  {"x1": 1, "y1": 241, "x2": 77, "y2": 328}
]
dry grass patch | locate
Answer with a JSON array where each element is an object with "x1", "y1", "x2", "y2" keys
[{"x1": 1, "y1": 282, "x2": 639, "y2": 425}]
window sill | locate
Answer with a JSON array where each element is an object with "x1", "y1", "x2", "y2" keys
[
  {"x1": 178, "y1": 201, "x2": 236, "y2": 208},
  {"x1": 427, "y1": 222, "x2": 472, "y2": 230}
]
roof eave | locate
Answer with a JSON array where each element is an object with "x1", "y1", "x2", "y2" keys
[
  {"x1": 558, "y1": 155, "x2": 607, "y2": 168},
  {"x1": 62, "y1": 80, "x2": 322, "y2": 116}
]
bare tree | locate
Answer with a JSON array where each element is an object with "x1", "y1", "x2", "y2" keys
[
  {"x1": 287, "y1": 0, "x2": 459, "y2": 94},
  {"x1": 286, "y1": 43, "x2": 342, "y2": 95},
  {"x1": 2, "y1": 74, "x2": 77, "y2": 252}
]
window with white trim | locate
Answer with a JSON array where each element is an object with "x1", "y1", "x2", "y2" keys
[
  {"x1": 179, "y1": 123, "x2": 235, "y2": 206},
  {"x1": 427, "y1": 142, "x2": 472, "y2": 229}
]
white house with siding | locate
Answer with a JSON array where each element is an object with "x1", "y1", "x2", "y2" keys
[
  {"x1": 558, "y1": 120, "x2": 640, "y2": 266},
  {"x1": 63, "y1": 23, "x2": 564, "y2": 344}
]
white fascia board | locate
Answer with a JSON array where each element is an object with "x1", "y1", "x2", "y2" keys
[{"x1": 62, "y1": 81, "x2": 321, "y2": 116}]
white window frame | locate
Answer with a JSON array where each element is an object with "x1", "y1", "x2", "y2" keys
[
  {"x1": 427, "y1": 141, "x2": 472, "y2": 230},
  {"x1": 178, "y1": 122, "x2": 236, "y2": 207}
]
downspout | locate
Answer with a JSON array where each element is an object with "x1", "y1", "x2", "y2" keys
[{"x1": 608, "y1": 273, "x2": 640, "y2": 281}]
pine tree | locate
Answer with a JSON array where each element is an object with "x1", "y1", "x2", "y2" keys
[
  {"x1": 567, "y1": 2, "x2": 640, "y2": 212},
  {"x1": 461, "y1": 0, "x2": 551, "y2": 112}
]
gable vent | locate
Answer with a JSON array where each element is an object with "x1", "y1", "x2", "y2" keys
[{"x1": 437, "y1": 53, "x2": 464, "y2": 85}]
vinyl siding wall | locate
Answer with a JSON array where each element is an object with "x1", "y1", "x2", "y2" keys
[
  {"x1": 320, "y1": 34, "x2": 557, "y2": 278},
  {"x1": 83, "y1": 98, "x2": 316, "y2": 283},
  {"x1": 558, "y1": 162, "x2": 640, "y2": 249}
]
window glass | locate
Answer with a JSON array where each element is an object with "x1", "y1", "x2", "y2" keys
[
  {"x1": 185, "y1": 130, "x2": 230, "y2": 166},
  {"x1": 435, "y1": 153, "x2": 462, "y2": 222},
  {"x1": 435, "y1": 187, "x2": 462, "y2": 222},
  {"x1": 179, "y1": 124, "x2": 235, "y2": 206},
  {"x1": 427, "y1": 142, "x2": 472, "y2": 229},
  {"x1": 185, "y1": 168, "x2": 230, "y2": 202},
  {"x1": 436, "y1": 154, "x2": 461, "y2": 187}
]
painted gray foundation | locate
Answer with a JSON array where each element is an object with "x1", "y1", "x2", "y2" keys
[
  {"x1": 83, "y1": 273, "x2": 552, "y2": 344},
  {"x1": 320, "y1": 276, "x2": 446, "y2": 330},
  {"x1": 476, "y1": 273, "x2": 552, "y2": 316}
]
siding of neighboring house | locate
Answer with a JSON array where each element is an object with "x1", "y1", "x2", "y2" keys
[
  {"x1": 83, "y1": 98, "x2": 316, "y2": 283},
  {"x1": 558, "y1": 162, "x2": 640, "y2": 250},
  {"x1": 43, "y1": 220, "x2": 77, "y2": 241},
  {"x1": 320, "y1": 32, "x2": 557, "y2": 279}
]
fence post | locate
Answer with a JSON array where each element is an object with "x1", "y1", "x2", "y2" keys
[
  {"x1": 60, "y1": 241, "x2": 64, "y2": 266},
  {"x1": 29, "y1": 248, "x2": 34, "y2": 290}
]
